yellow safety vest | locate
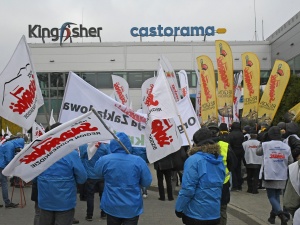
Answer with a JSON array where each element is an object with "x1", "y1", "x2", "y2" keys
[{"x1": 218, "y1": 141, "x2": 230, "y2": 184}]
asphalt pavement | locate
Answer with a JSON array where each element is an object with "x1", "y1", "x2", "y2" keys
[{"x1": 0, "y1": 164, "x2": 293, "y2": 225}]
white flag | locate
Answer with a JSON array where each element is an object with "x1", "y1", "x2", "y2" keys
[
  {"x1": 59, "y1": 72, "x2": 146, "y2": 147},
  {"x1": 195, "y1": 68, "x2": 201, "y2": 120},
  {"x1": 233, "y1": 72, "x2": 243, "y2": 122},
  {"x1": 174, "y1": 96, "x2": 201, "y2": 146},
  {"x1": 3, "y1": 110, "x2": 114, "y2": 182},
  {"x1": 50, "y1": 109, "x2": 56, "y2": 126},
  {"x1": 0, "y1": 36, "x2": 44, "y2": 130},
  {"x1": 145, "y1": 118, "x2": 182, "y2": 163},
  {"x1": 6, "y1": 127, "x2": 12, "y2": 136},
  {"x1": 112, "y1": 75, "x2": 130, "y2": 107},
  {"x1": 178, "y1": 70, "x2": 190, "y2": 98},
  {"x1": 147, "y1": 67, "x2": 178, "y2": 121},
  {"x1": 141, "y1": 77, "x2": 156, "y2": 114},
  {"x1": 32, "y1": 122, "x2": 45, "y2": 141},
  {"x1": 160, "y1": 55, "x2": 181, "y2": 102}
]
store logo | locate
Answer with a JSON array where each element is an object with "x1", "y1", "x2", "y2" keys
[
  {"x1": 28, "y1": 22, "x2": 102, "y2": 45},
  {"x1": 130, "y1": 25, "x2": 226, "y2": 37}
]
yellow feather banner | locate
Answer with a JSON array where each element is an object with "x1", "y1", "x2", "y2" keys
[
  {"x1": 241, "y1": 52, "x2": 260, "y2": 125},
  {"x1": 257, "y1": 60, "x2": 290, "y2": 125},
  {"x1": 196, "y1": 55, "x2": 218, "y2": 126},
  {"x1": 215, "y1": 40, "x2": 234, "y2": 124}
]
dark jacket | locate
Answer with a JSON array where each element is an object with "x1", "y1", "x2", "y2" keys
[
  {"x1": 228, "y1": 122, "x2": 245, "y2": 156},
  {"x1": 154, "y1": 153, "x2": 174, "y2": 171}
]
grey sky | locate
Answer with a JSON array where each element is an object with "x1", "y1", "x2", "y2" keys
[{"x1": 1, "y1": 0, "x2": 300, "y2": 72}]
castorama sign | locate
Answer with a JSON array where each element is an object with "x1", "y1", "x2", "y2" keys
[
  {"x1": 130, "y1": 25, "x2": 226, "y2": 37},
  {"x1": 28, "y1": 22, "x2": 102, "y2": 46}
]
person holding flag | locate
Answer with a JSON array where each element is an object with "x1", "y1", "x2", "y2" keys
[
  {"x1": 37, "y1": 122, "x2": 87, "y2": 225},
  {"x1": 95, "y1": 132, "x2": 152, "y2": 225}
]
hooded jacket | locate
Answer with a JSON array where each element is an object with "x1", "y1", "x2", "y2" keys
[
  {"x1": 0, "y1": 137, "x2": 25, "y2": 169},
  {"x1": 175, "y1": 143, "x2": 225, "y2": 222},
  {"x1": 228, "y1": 122, "x2": 245, "y2": 156},
  {"x1": 38, "y1": 150, "x2": 87, "y2": 211},
  {"x1": 94, "y1": 132, "x2": 152, "y2": 218}
]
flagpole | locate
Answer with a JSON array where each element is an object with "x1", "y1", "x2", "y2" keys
[
  {"x1": 91, "y1": 108, "x2": 130, "y2": 154},
  {"x1": 178, "y1": 114, "x2": 193, "y2": 149}
]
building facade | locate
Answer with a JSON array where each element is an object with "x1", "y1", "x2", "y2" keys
[{"x1": 29, "y1": 11, "x2": 300, "y2": 125}]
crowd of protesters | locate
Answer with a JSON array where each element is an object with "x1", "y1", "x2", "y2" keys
[{"x1": 1, "y1": 120, "x2": 300, "y2": 225}]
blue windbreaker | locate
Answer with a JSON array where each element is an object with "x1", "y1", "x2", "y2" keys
[
  {"x1": 79, "y1": 143, "x2": 110, "y2": 179},
  {"x1": 0, "y1": 138, "x2": 25, "y2": 169},
  {"x1": 95, "y1": 132, "x2": 152, "y2": 218},
  {"x1": 175, "y1": 149, "x2": 225, "y2": 221},
  {"x1": 38, "y1": 150, "x2": 87, "y2": 211}
]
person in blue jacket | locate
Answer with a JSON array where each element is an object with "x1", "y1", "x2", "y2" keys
[
  {"x1": 0, "y1": 134, "x2": 25, "y2": 208},
  {"x1": 79, "y1": 142, "x2": 110, "y2": 221},
  {"x1": 175, "y1": 128, "x2": 225, "y2": 225},
  {"x1": 37, "y1": 123, "x2": 87, "y2": 225},
  {"x1": 95, "y1": 132, "x2": 152, "y2": 225}
]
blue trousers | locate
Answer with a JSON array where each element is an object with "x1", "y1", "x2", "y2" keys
[
  {"x1": 266, "y1": 188, "x2": 282, "y2": 214},
  {"x1": 0, "y1": 168, "x2": 10, "y2": 205}
]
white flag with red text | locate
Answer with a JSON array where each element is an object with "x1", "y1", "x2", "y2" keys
[
  {"x1": 233, "y1": 72, "x2": 243, "y2": 122},
  {"x1": 112, "y1": 75, "x2": 130, "y2": 107},
  {"x1": 59, "y1": 72, "x2": 147, "y2": 147},
  {"x1": 178, "y1": 70, "x2": 190, "y2": 98},
  {"x1": 141, "y1": 77, "x2": 156, "y2": 114},
  {"x1": 145, "y1": 118, "x2": 182, "y2": 163},
  {"x1": 0, "y1": 36, "x2": 44, "y2": 130},
  {"x1": 32, "y1": 122, "x2": 45, "y2": 141},
  {"x1": 147, "y1": 67, "x2": 178, "y2": 121},
  {"x1": 3, "y1": 110, "x2": 114, "y2": 182},
  {"x1": 159, "y1": 55, "x2": 181, "y2": 102}
]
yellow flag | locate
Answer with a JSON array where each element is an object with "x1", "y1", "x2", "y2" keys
[
  {"x1": 257, "y1": 60, "x2": 290, "y2": 125},
  {"x1": 196, "y1": 55, "x2": 218, "y2": 126},
  {"x1": 241, "y1": 53, "x2": 260, "y2": 125},
  {"x1": 285, "y1": 102, "x2": 300, "y2": 122},
  {"x1": 215, "y1": 40, "x2": 234, "y2": 124}
]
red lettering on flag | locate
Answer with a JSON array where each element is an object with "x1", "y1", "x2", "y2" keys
[{"x1": 151, "y1": 119, "x2": 174, "y2": 147}]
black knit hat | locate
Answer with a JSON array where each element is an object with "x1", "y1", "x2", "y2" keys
[
  {"x1": 193, "y1": 128, "x2": 214, "y2": 146},
  {"x1": 219, "y1": 123, "x2": 228, "y2": 131},
  {"x1": 267, "y1": 126, "x2": 282, "y2": 140},
  {"x1": 207, "y1": 122, "x2": 220, "y2": 135},
  {"x1": 243, "y1": 125, "x2": 251, "y2": 133},
  {"x1": 277, "y1": 122, "x2": 286, "y2": 130},
  {"x1": 286, "y1": 122, "x2": 299, "y2": 134}
]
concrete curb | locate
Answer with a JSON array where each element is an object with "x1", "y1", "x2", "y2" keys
[
  {"x1": 149, "y1": 185, "x2": 269, "y2": 225},
  {"x1": 227, "y1": 204, "x2": 269, "y2": 225}
]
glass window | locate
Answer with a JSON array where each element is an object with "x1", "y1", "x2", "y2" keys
[
  {"x1": 38, "y1": 99, "x2": 50, "y2": 114},
  {"x1": 98, "y1": 72, "x2": 114, "y2": 88},
  {"x1": 37, "y1": 73, "x2": 49, "y2": 89},
  {"x1": 295, "y1": 54, "x2": 300, "y2": 75},
  {"x1": 51, "y1": 99, "x2": 63, "y2": 115},
  {"x1": 260, "y1": 70, "x2": 270, "y2": 85},
  {"x1": 50, "y1": 72, "x2": 64, "y2": 88},
  {"x1": 82, "y1": 72, "x2": 97, "y2": 87},
  {"x1": 128, "y1": 72, "x2": 143, "y2": 88}
]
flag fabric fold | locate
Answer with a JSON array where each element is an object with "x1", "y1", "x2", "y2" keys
[
  {"x1": 0, "y1": 35, "x2": 44, "y2": 130},
  {"x1": 3, "y1": 110, "x2": 114, "y2": 182}
]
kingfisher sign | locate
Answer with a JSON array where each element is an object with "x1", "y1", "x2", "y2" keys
[
  {"x1": 130, "y1": 25, "x2": 226, "y2": 37},
  {"x1": 28, "y1": 22, "x2": 102, "y2": 45}
]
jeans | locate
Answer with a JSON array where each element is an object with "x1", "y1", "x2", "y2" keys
[
  {"x1": 156, "y1": 169, "x2": 173, "y2": 200},
  {"x1": 266, "y1": 188, "x2": 282, "y2": 214},
  {"x1": 39, "y1": 208, "x2": 75, "y2": 225},
  {"x1": 107, "y1": 214, "x2": 139, "y2": 225},
  {"x1": 86, "y1": 178, "x2": 102, "y2": 217},
  {"x1": 0, "y1": 168, "x2": 10, "y2": 205}
]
